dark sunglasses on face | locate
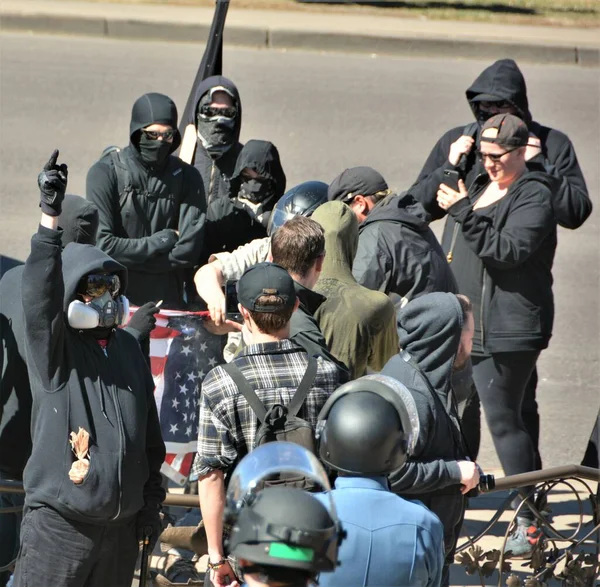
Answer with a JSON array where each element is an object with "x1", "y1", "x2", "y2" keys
[
  {"x1": 477, "y1": 146, "x2": 520, "y2": 163},
  {"x1": 199, "y1": 105, "x2": 237, "y2": 119},
  {"x1": 77, "y1": 274, "x2": 121, "y2": 299},
  {"x1": 141, "y1": 129, "x2": 176, "y2": 141},
  {"x1": 479, "y1": 100, "x2": 513, "y2": 110}
]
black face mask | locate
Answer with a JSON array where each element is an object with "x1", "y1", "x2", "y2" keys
[
  {"x1": 238, "y1": 178, "x2": 275, "y2": 204},
  {"x1": 196, "y1": 91, "x2": 238, "y2": 159},
  {"x1": 138, "y1": 135, "x2": 172, "y2": 166}
]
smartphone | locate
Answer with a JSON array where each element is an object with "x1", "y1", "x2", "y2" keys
[
  {"x1": 442, "y1": 169, "x2": 462, "y2": 192},
  {"x1": 223, "y1": 280, "x2": 242, "y2": 321}
]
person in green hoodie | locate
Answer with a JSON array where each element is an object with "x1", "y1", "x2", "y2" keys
[{"x1": 311, "y1": 202, "x2": 398, "y2": 379}]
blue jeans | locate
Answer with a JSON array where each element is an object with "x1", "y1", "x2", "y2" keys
[{"x1": 0, "y1": 472, "x2": 25, "y2": 587}]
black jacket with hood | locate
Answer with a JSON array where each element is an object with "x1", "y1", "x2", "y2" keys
[
  {"x1": 382, "y1": 293, "x2": 468, "y2": 576},
  {"x1": 409, "y1": 59, "x2": 591, "y2": 229},
  {"x1": 0, "y1": 195, "x2": 99, "y2": 479},
  {"x1": 443, "y1": 170, "x2": 557, "y2": 354},
  {"x1": 203, "y1": 140, "x2": 286, "y2": 263},
  {"x1": 353, "y1": 194, "x2": 458, "y2": 304},
  {"x1": 20, "y1": 225, "x2": 165, "y2": 524},
  {"x1": 86, "y1": 93, "x2": 206, "y2": 307}
]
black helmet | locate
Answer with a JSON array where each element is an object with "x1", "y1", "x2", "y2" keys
[
  {"x1": 227, "y1": 486, "x2": 339, "y2": 574},
  {"x1": 267, "y1": 180, "x2": 328, "y2": 236},
  {"x1": 317, "y1": 375, "x2": 419, "y2": 476}
]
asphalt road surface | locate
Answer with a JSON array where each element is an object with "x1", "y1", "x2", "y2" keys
[{"x1": 0, "y1": 33, "x2": 598, "y2": 473}]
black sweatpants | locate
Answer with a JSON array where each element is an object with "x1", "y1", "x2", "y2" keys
[{"x1": 13, "y1": 506, "x2": 139, "y2": 587}]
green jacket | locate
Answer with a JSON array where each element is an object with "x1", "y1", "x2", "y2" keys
[{"x1": 312, "y1": 202, "x2": 399, "y2": 379}]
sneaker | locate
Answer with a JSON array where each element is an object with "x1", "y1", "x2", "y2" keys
[
  {"x1": 154, "y1": 556, "x2": 203, "y2": 587},
  {"x1": 504, "y1": 518, "x2": 542, "y2": 559}
]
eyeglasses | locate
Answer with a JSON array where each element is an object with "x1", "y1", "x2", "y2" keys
[
  {"x1": 199, "y1": 105, "x2": 237, "y2": 119},
  {"x1": 77, "y1": 274, "x2": 121, "y2": 299},
  {"x1": 141, "y1": 129, "x2": 176, "y2": 141},
  {"x1": 478, "y1": 100, "x2": 513, "y2": 110},
  {"x1": 477, "y1": 146, "x2": 520, "y2": 163}
]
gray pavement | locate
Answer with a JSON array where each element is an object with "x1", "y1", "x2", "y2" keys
[
  {"x1": 0, "y1": 32, "x2": 598, "y2": 474},
  {"x1": 1, "y1": 0, "x2": 599, "y2": 66}
]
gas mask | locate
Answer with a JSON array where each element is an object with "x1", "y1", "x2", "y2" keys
[
  {"x1": 68, "y1": 291, "x2": 129, "y2": 330},
  {"x1": 196, "y1": 87, "x2": 238, "y2": 159}
]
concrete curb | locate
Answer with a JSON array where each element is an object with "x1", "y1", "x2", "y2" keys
[{"x1": 1, "y1": 11, "x2": 598, "y2": 67}]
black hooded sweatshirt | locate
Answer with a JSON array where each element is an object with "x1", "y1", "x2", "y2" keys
[
  {"x1": 203, "y1": 140, "x2": 287, "y2": 261},
  {"x1": 409, "y1": 59, "x2": 591, "y2": 229},
  {"x1": 0, "y1": 195, "x2": 99, "y2": 479},
  {"x1": 382, "y1": 293, "x2": 468, "y2": 581},
  {"x1": 20, "y1": 225, "x2": 165, "y2": 523},
  {"x1": 86, "y1": 92, "x2": 206, "y2": 307},
  {"x1": 353, "y1": 194, "x2": 458, "y2": 303}
]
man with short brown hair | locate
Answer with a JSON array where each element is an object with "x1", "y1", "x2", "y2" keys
[{"x1": 193, "y1": 262, "x2": 341, "y2": 586}]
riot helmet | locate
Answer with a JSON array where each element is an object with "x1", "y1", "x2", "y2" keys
[
  {"x1": 316, "y1": 375, "x2": 420, "y2": 476},
  {"x1": 267, "y1": 181, "x2": 328, "y2": 236},
  {"x1": 224, "y1": 443, "x2": 343, "y2": 576}
]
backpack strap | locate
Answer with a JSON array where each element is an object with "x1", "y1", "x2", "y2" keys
[
  {"x1": 109, "y1": 149, "x2": 133, "y2": 208},
  {"x1": 221, "y1": 362, "x2": 267, "y2": 423},
  {"x1": 287, "y1": 357, "x2": 318, "y2": 417}
]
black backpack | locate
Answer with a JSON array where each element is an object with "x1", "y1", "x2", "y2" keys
[{"x1": 222, "y1": 357, "x2": 319, "y2": 490}]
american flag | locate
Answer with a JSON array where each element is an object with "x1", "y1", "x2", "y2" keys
[{"x1": 131, "y1": 308, "x2": 225, "y2": 485}]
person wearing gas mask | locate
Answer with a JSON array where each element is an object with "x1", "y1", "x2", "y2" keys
[
  {"x1": 86, "y1": 92, "x2": 206, "y2": 308},
  {"x1": 381, "y1": 293, "x2": 480, "y2": 587},
  {"x1": 315, "y1": 375, "x2": 444, "y2": 587},
  {"x1": 13, "y1": 151, "x2": 166, "y2": 587},
  {"x1": 407, "y1": 58, "x2": 592, "y2": 472}
]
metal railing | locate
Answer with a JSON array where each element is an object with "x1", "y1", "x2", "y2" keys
[{"x1": 2, "y1": 465, "x2": 599, "y2": 585}]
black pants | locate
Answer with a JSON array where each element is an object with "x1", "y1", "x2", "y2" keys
[
  {"x1": 522, "y1": 367, "x2": 542, "y2": 469},
  {"x1": 13, "y1": 507, "x2": 138, "y2": 587}
]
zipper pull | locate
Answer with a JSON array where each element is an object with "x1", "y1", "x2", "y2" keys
[{"x1": 447, "y1": 251, "x2": 453, "y2": 263}]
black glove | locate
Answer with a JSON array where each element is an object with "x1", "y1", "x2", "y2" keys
[
  {"x1": 38, "y1": 149, "x2": 68, "y2": 217},
  {"x1": 136, "y1": 505, "x2": 163, "y2": 551},
  {"x1": 153, "y1": 228, "x2": 179, "y2": 253},
  {"x1": 127, "y1": 301, "x2": 160, "y2": 340}
]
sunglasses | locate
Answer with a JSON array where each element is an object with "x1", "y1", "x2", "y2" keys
[
  {"x1": 477, "y1": 146, "x2": 520, "y2": 163},
  {"x1": 199, "y1": 105, "x2": 237, "y2": 119},
  {"x1": 77, "y1": 274, "x2": 121, "y2": 299},
  {"x1": 141, "y1": 129, "x2": 176, "y2": 141},
  {"x1": 478, "y1": 100, "x2": 513, "y2": 110}
]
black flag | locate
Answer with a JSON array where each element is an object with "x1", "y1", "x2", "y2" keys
[{"x1": 179, "y1": 0, "x2": 230, "y2": 134}]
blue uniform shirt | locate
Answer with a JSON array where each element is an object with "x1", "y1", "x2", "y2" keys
[{"x1": 315, "y1": 476, "x2": 444, "y2": 587}]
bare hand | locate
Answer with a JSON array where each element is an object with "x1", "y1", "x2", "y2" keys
[
  {"x1": 436, "y1": 179, "x2": 467, "y2": 210},
  {"x1": 210, "y1": 560, "x2": 239, "y2": 586},
  {"x1": 202, "y1": 318, "x2": 243, "y2": 336},
  {"x1": 458, "y1": 460, "x2": 480, "y2": 494},
  {"x1": 525, "y1": 133, "x2": 542, "y2": 161},
  {"x1": 448, "y1": 135, "x2": 475, "y2": 166},
  {"x1": 194, "y1": 263, "x2": 226, "y2": 325}
]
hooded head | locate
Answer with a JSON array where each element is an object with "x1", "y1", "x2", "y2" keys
[
  {"x1": 59, "y1": 195, "x2": 99, "y2": 248},
  {"x1": 194, "y1": 76, "x2": 242, "y2": 160},
  {"x1": 231, "y1": 140, "x2": 287, "y2": 226},
  {"x1": 311, "y1": 201, "x2": 358, "y2": 280},
  {"x1": 466, "y1": 59, "x2": 532, "y2": 126},
  {"x1": 397, "y1": 293, "x2": 466, "y2": 396},
  {"x1": 62, "y1": 244, "x2": 129, "y2": 335},
  {"x1": 129, "y1": 92, "x2": 181, "y2": 167}
]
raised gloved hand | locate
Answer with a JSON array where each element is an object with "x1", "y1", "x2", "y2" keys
[
  {"x1": 38, "y1": 149, "x2": 68, "y2": 217},
  {"x1": 127, "y1": 301, "x2": 161, "y2": 340},
  {"x1": 136, "y1": 504, "x2": 163, "y2": 551}
]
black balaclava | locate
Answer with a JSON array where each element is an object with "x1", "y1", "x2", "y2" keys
[
  {"x1": 129, "y1": 92, "x2": 181, "y2": 168},
  {"x1": 196, "y1": 86, "x2": 239, "y2": 160}
]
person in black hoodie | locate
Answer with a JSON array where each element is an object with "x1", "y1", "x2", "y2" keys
[
  {"x1": 382, "y1": 292, "x2": 480, "y2": 587},
  {"x1": 86, "y1": 92, "x2": 206, "y2": 308},
  {"x1": 13, "y1": 152, "x2": 166, "y2": 587},
  {"x1": 0, "y1": 195, "x2": 99, "y2": 587},
  {"x1": 328, "y1": 166, "x2": 458, "y2": 307},
  {"x1": 436, "y1": 114, "x2": 556, "y2": 557},
  {"x1": 409, "y1": 59, "x2": 592, "y2": 469}
]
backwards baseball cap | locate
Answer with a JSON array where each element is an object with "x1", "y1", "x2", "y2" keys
[
  {"x1": 237, "y1": 262, "x2": 297, "y2": 313},
  {"x1": 481, "y1": 113, "x2": 528, "y2": 148},
  {"x1": 328, "y1": 166, "x2": 388, "y2": 203}
]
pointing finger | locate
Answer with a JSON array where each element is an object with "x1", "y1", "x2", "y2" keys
[{"x1": 44, "y1": 149, "x2": 59, "y2": 171}]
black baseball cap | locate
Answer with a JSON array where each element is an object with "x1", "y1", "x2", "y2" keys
[
  {"x1": 328, "y1": 166, "x2": 388, "y2": 203},
  {"x1": 481, "y1": 113, "x2": 528, "y2": 148},
  {"x1": 470, "y1": 93, "x2": 508, "y2": 103},
  {"x1": 237, "y1": 262, "x2": 296, "y2": 313}
]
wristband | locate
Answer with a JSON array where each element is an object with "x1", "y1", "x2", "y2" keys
[{"x1": 207, "y1": 558, "x2": 228, "y2": 570}]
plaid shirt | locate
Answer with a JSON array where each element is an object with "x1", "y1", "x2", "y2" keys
[{"x1": 192, "y1": 339, "x2": 340, "y2": 478}]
